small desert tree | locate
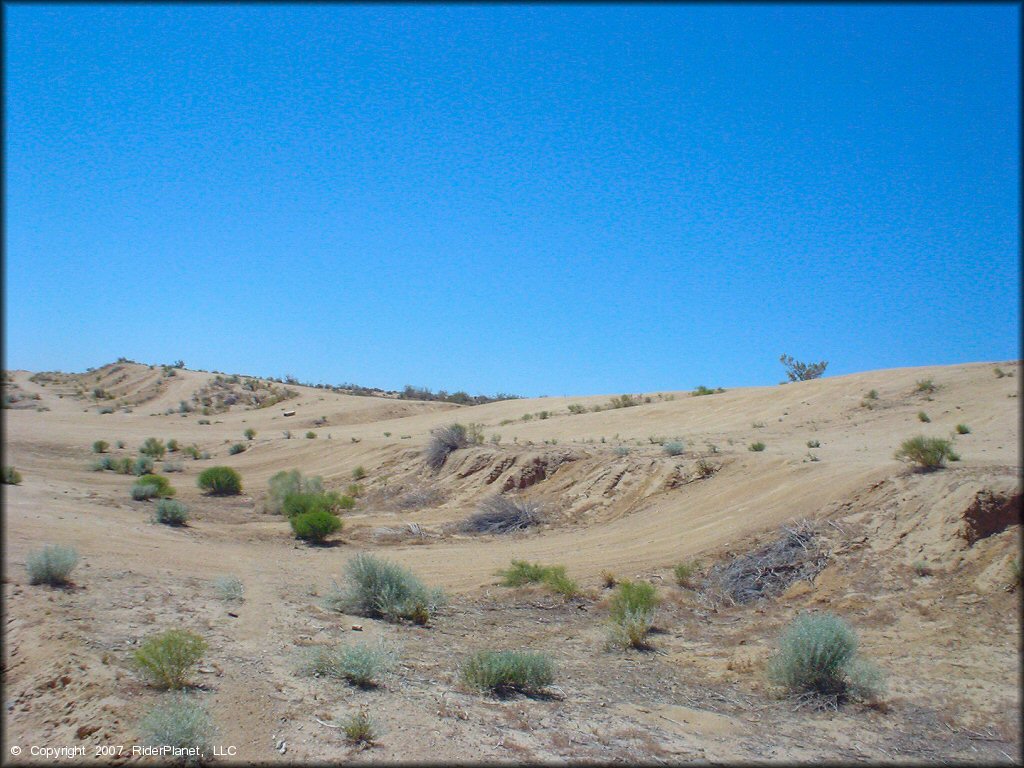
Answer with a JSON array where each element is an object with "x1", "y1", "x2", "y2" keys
[{"x1": 780, "y1": 354, "x2": 828, "y2": 382}]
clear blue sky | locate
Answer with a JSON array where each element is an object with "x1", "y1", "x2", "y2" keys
[{"x1": 5, "y1": 4, "x2": 1019, "y2": 396}]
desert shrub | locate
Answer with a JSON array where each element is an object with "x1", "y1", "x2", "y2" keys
[
  {"x1": 694, "y1": 458, "x2": 718, "y2": 478},
  {"x1": 766, "y1": 612, "x2": 884, "y2": 701},
  {"x1": 324, "y1": 553, "x2": 445, "y2": 624},
  {"x1": 199, "y1": 451, "x2": 210, "y2": 460},
  {"x1": 912, "y1": 560, "x2": 932, "y2": 577},
  {"x1": 153, "y1": 499, "x2": 189, "y2": 526},
  {"x1": 137, "y1": 474, "x2": 175, "y2": 497},
  {"x1": 780, "y1": 354, "x2": 828, "y2": 381},
  {"x1": 609, "y1": 580, "x2": 658, "y2": 623},
  {"x1": 4, "y1": 466, "x2": 23, "y2": 484},
  {"x1": 92, "y1": 440, "x2": 109, "y2": 454},
  {"x1": 228, "y1": 442, "x2": 247, "y2": 455},
  {"x1": 461, "y1": 650, "x2": 555, "y2": 696},
  {"x1": 26, "y1": 545, "x2": 78, "y2": 585},
  {"x1": 132, "y1": 456, "x2": 155, "y2": 476},
  {"x1": 568, "y1": 403, "x2": 586, "y2": 414},
  {"x1": 89, "y1": 458, "x2": 108, "y2": 471},
  {"x1": 297, "y1": 642, "x2": 394, "y2": 688},
  {"x1": 131, "y1": 482, "x2": 159, "y2": 501},
  {"x1": 98, "y1": 406, "x2": 114, "y2": 414},
  {"x1": 807, "y1": 439, "x2": 821, "y2": 448},
  {"x1": 137, "y1": 692, "x2": 215, "y2": 762},
  {"x1": 955, "y1": 423, "x2": 970, "y2": 434},
  {"x1": 213, "y1": 576, "x2": 244, "y2": 602},
  {"x1": 865, "y1": 389, "x2": 879, "y2": 400},
  {"x1": 461, "y1": 495, "x2": 542, "y2": 535},
  {"x1": 1011, "y1": 559, "x2": 1022, "y2": 587},
  {"x1": 607, "y1": 394, "x2": 640, "y2": 409},
  {"x1": 663, "y1": 441, "x2": 684, "y2": 456},
  {"x1": 133, "y1": 629, "x2": 207, "y2": 689},
  {"x1": 915, "y1": 378, "x2": 937, "y2": 393},
  {"x1": 182, "y1": 445, "x2": 200, "y2": 460},
  {"x1": 266, "y1": 469, "x2": 324, "y2": 515},
  {"x1": 282, "y1": 491, "x2": 346, "y2": 517},
  {"x1": 600, "y1": 570, "x2": 617, "y2": 588},
  {"x1": 749, "y1": 441, "x2": 766, "y2": 452},
  {"x1": 162, "y1": 461, "x2": 183, "y2": 473},
  {"x1": 116, "y1": 440, "x2": 125, "y2": 448},
  {"x1": 140, "y1": 437, "x2": 167, "y2": 459},
  {"x1": 291, "y1": 509, "x2": 342, "y2": 544},
  {"x1": 305, "y1": 431, "x2": 317, "y2": 439},
  {"x1": 497, "y1": 560, "x2": 579, "y2": 599},
  {"x1": 197, "y1": 466, "x2": 242, "y2": 495},
  {"x1": 917, "y1": 411, "x2": 930, "y2": 423},
  {"x1": 691, "y1": 385, "x2": 725, "y2": 396},
  {"x1": 167, "y1": 439, "x2": 179, "y2": 452},
  {"x1": 673, "y1": 561, "x2": 699, "y2": 587},
  {"x1": 352, "y1": 465, "x2": 367, "y2": 481},
  {"x1": 893, "y1": 436, "x2": 956, "y2": 470},
  {"x1": 425, "y1": 423, "x2": 468, "y2": 470},
  {"x1": 346, "y1": 483, "x2": 363, "y2": 498},
  {"x1": 113, "y1": 457, "x2": 134, "y2": 474},
  {"x1": 244, "y1": 428, "x2": 255, "y2": 440},
  {"x1": 614, "y1": 446, "x2": 630, "y2": 457},
  {"x1": 341, "y1": 707, "x2": 377, "y2": 745}
]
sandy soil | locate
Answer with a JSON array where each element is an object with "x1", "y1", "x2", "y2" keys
[{"x1": 2, "y1": 360, "x2": 1021, "y2": 764}]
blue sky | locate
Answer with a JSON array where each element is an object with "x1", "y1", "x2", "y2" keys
[{"x1": 5, "y1": 5, "x2": 1019, "y2": 396}]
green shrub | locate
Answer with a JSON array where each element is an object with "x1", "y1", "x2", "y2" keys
[
  {"x1": 766, "y1": 612, "x2": 884, "y2": 701},
  {"x1": 806, "y1": 440, "x2": 821, "y2": 448},
  {"x1": 131, "y1": 482, "x2": 159, "y2": 501},
  {"x1": 780, "y1": 354, "x2": 828, "y2": 381},
  {"x1": 4, "y1": 466, "x2": 23, "y2": 485},
  {"x1": 197, "y1": 466, "x2": 242, "y2": 495},
  {"x1": 673, "y1": 561, "x2": 699, "y2": 587},
  {"x1": 26, "y1": 545, "x2": 78, "y2": 585},
  {"x1": 92, "y1": 440, "x2": 109, "y2": 454},
  {"x1": 133, "y1": 629, "x2": 207, "y2": 689},
  {"x1": 917, "y1": 411, "x2": 930, "y2": 423},
  {"x1": 137, "y1": 692, "x2": 215, "y2": 761},
  {"x1": 324, "y1": 553, "x2": 445, "y2": 624},
  {"x1": 894, "y1": 436, "x2": 956, "y2": 470},
  {"x1": 691, "y1": 385, "x2": 725, "y2": 396},
  {"x1": 425, "y1": 423, "x2": 468, "y2": 470},
  {"x1": 113, "y1": 456, "x2": 134, "y2": 474},
  {"x1": 352, "y1": 465, "x2": 367, "y2": 481},
  {"x1": 266, "y1": 469, "x2": 324, "y2": 514},
  {"x1": 213, "y1": 576, "x2": 244, "y2": 602},
  {"x1": 282, "y1": 491, "x2": 347, "y2": 517},
  {"x1": 244, "y1": 428, "x2": 256, "y2": 440},
  {"x1": 162, "y1": 461, "x2": 183, "y2": 473},
  {"x1": 955, "y1": 424, "x2": 970, "y2": 435},
  {"x1": 495, "y1": 560, "x2": 580, "y2": 598},
  {"x1": 132, "y1": 456, "x2": 155, "y2": 476},
  {"x1": 609, "y1": 580, "x2": 658, "y2": 623},
  {"x1": 607, "y1": 606, "x2": 656, "y2": 650},
  {"x1": 461, "y1": 650, "x2": 555, "y2": 696},
  {"x1": 297, "y1": 642, "x2": 394, "y2": 688},
  {"x1": 228, "y1": 442, "x2": 247, "y2": 455},
  {"x1": 137, "y1": 474, "x2": 175, "y2": 497},
  {"x1": 663, "y1": 441, "x2": 684, "y2": 456},
  {"x1": 140, "y1": 437, "x2": 167, "y2": 459},
  {"x1": 116, "y1": 440, "x2": 125, "y2": 449},
  {"x1": 607, "y1": 394, "x2": 640, "y2": 409},
  {"x1": 305, "y1": 431, "x2": 317, "y2": 439},
  {"x1": 865, "y1": 389, "x2": 879, "y2": 400},
  {"x1": 749, "y1": 441, "x2": 766, "y2": 452},
  {"x1": 290, "y1": 509, "x2": 342, "y2": 544},
  {"x1": 153, "y1": 499, "x2": 189, "y2": 526},
  {"x1": 915, "y1": 378, "x2": 937, "y2": 393},
  {"x1": 166, "y1": 439, "x2": 179, "y2": 452},
  {"x1": 341, "y1": 707, "x2": 376, "y2": 745},
  {"x1": 346, "y1": 483, "x2": 363, "y2": 498},
  {"x1": 182, "y1": 445, "x2": 200, "y2": 460}
]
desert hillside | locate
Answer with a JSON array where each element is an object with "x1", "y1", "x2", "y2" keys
[{"x1": 2, "y1": 359, "x2": 1020, "y2": 764}]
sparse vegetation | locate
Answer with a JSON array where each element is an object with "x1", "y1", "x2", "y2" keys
[
  {"x1": 749, "y1": 441, "x2": 766, "y2": 452},
  {"x1": 197, "y1": 466, "x2": 242, "y2": 495},
  {"x1": 352, "y1": 465, "x2": 367, "y2": 481},
  {"x1": 425, "y1": 423, "x2": 468, "y2": 470},
  {"x1": 496, "y1": 560, "x2": 579, "y2": 597},
  {"x1": 305, "y1": 431, "x2": 317, "y2": 439},
  {"x1": 131, "y1": 482, "x2": 159, "y2": 500},
  {"x1": 567, "y1": 403, "x2": 586, "y2": 414},
  {"x1": 865, "y1": 389, "x2": 878, "y2": 400},
  {"x1": 153, "y1": 499, "x2": 189, "y2": 526},
  {"x1": 244, "y1": 428, "x2": 256, "y2": 440},
  {"x1": 955, "y1": 423, "x2": 970, "y2": 434},
  {"x1": 297, "y1": 641, "x2": 394, "y2": 687},
  {"x1": 325, "y1": 553, "x2": 445, "y2": 624},
  {"x1": 132, "y1": 456, "x2": 155, "y2": 476},
  {"x1": 691, "y1": 385, "x2": 725, "y2": 396},
  {"x1": 266, "y1": 469, "x2": 324, "y2": 514},
  {"x1": 917, "y1": 411, "x2": 930, "y2": 423},
  {"x1": 92, "y1": 439, "x2": 109, "y2": 454},
  {"x1": 133, "y1": 629, "x2": 208, "y2": 689},
  {"x1": 912, "y1": 561, "x2": 932, "y2": 577},
  {"x1": 205, "y1": 578, "x2": 242, "y2": 606},
  {"x1": 4, "y1": 466, "x2": 23, "y2": 485},
  {"x1": 607, "y1": 394, "x2": 641, "y2": 409},
  {"x1": 607, "y1": 580, "x2": 658, "y2": 650},
  {"x1": 167, "y1": 439, "x2": 179, "y2": 452},
  {"x1": 137, "y1": 693, "x2": 215, "y2": 762},
  {"x1": 135, "y1": 474, "x2": 175, "y2": 498},
  {"x1": 228, "y1": 442, "x2": 247, "y2": 455},
  {"x1": 461, "y1": 495, "x2": 542, "y2": 535},
  {"x1": 663, "y1": 441, "x2": 684, "y2": 456},
  {"x1": 461, "y1": 650, "x2": 555, "y2": 696},
  {"x1": 780, "y1": 354, "x2": 828, "y2": 382},
  {"x1": 341, "y1": 706, "x2": 377, "y2": 746},
  {"x1": 290, "y1": 509, "x2": 343, "y2": 544},
  {"x1": 766, "y1": 612, "x2": 884, "y2": 702},
  {"x1": 140, "y1": 437, "x2": 167, "y2": 459},
  {"x1": 673, "y1": 561, "x2": 699, "y2": 587},
  {"x1": 894, "y1": 436, "x2": 957, "y2": 470},
  {"x1": 807, "y1": 440, "x2": 820, "y2": 448},
  {"x1": 26, "y1": 545, "x2": 78, "y2": 586}
]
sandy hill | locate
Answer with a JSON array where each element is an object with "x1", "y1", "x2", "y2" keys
[{"x1": 2, "y1": 359, "x2": 1020, "y2": 764}]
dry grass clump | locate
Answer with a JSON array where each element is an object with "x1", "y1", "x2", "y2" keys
[
  {"x1": 297, "y1": 641, "x2": 395, "y2": 688},
  {"x1": 497, "y1": 560, "x2": 580, "y2": 599},
  {"x1": 152, "y1": 499, "x2": 189, "y2": 526},
  {"x1": 324, "y1": 553, "x2": 445, "y2": 624},
  {"x1": 766, "y1": 612, "x2": 885, "y2": 704},
  {"x1": 607, "y1": 581, "x2": 658, "y2": 649},
  {"x1": 213, "y1": 576, "x2": 244, "y2": 602},
  {"x1": 133, "y1": 629, "x2": 207, "y2": 689},
  {"x1": 26, "y1": 545, "x2": 78, "y2": 586},
  {"x1": 460, "y1": 650, "x2": 555, "y2": 696},
  {"x1": 341, "y1": 706, "x2": 377, "y2": 746},
  {"x1": 673, "y1": 561, "x2": 700, "y2": 587},
  {"x1": 137, "y1": 693, "x2": 215, "y2": 763},
  {"x1": 461, "y1": 495, "x2": 542, "y2": 535},
  {"x1": 425, "y1": 423, "x2": 468, "y2": 470}
]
